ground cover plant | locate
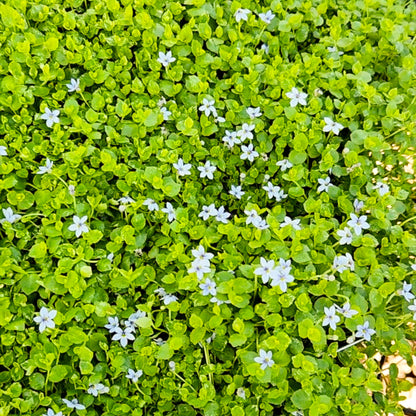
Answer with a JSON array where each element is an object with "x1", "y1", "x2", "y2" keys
[{"x1": 0, "y1": 0, "x2": 416, "y2": 415}]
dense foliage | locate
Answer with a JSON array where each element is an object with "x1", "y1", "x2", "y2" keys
[{"x1": 0, "y1": 0, "x2": 416, "y2": 415}]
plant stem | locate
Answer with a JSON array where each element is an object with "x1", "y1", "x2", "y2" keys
[{"x1": 337, "y1": 338, "x2": 366, "y2": 353}]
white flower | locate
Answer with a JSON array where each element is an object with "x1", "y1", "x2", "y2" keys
[
  {"x1": 126, "y1": 369, "x2": 143, "y2": 383},
  {"x1": 40, "y1": 107, "x2": 60, "y2": 128},
  {"x1": 200, "y1": 278, "x2": 217, "y2": 296},
  {"x1": 355, "y1": 321, "x2": 376, "y2": 341},
  {"x1": 259, "y1": 10, "x2": 275, "y2": 24},
  {"x1": 33, "y1": 307, "x2": 57, "y2": 333},
  {"x1": 198, "y1": 98, "x2": 216, "y2": 117},
  {"x1": 68, "y1": 215, "x2": 89, "y2": 238},
  {"x1": 198, "y1": 161, "x2": 216, "y2": 179},
  {"x1": 162, "y1": 202, "x2": 176, "y2": 222},
  {"x1": 162, "y1": 294, "x2": 178, "y2": 305},
  {"x1": 126, "y1": 310, "x2": 146, "y2": 329},
  {"x1": 253, "y1": 217, "x2": 269, "y2": 230},
  {"x1": 37, "y1": 158, "x2": 54, "y2": 175},
  {"x1": 118, "y1": 196, "x2": 135, "y2": 205},
  {"x1": 254, "y1": 349, "x2": 274, "y2": 370},
  {"x1": 43, "y1": 409, "x2": 63, "y2": 416},
  {"x1": 215, "y1": 206, "x2": 231, "y2": 224},
  {"x1": 157, "y1": 50, "x2": 176, "y2": 67},
  {"x1": 337, "y1": 227, "x2": 353, "y2": 245},
  {"x1": 335, "y1": 302, "x2": 358, "y2": 318},
  {"x1": 0, "y1": 145, "x2": 7, "y2": 156},
  {"x1": 68, "y1": 184, "x2": 76, "y2": 196},
  {"x1": 153, "y1": 337, "x2": 166, "y2": 346},
  {"x1": 276, "y1": 159, "x2": 293, "y2": 171},
  {"x1": 215, "y1": 116, "x2": 226, "y2": 123},
  {"x1": 374, "y1": 181, "x2": 389, "y2": 196},
  {"x1": 173, "y1": 158, "x2": 192, "y2": 176},
  {"x1": 222, "y1": 130, "x2": 240, "y2": 148},
  {"x1": 143, "y1": 198, "x2": 159, "y2": 211},
  {"x1": 333, "y1": 253, "x2": 355, "y2": 273},
  {"x1": 199, "y1": 204, "x2": 217, "y2": 220},
  {"x1": 188, "y1": 259, "x2": 211, "y2": 280},
  {"x1": 286, "y1": 87, "x2": 308, "y2": 107},
  {"x1": 322, "y1": 305, "x2": 341, "y2": 330},
  {"x1": 192, "y1": 246, "x2": 214, "y2": 262},
  {"x1": 270, "y1": 270, "x2": 294, "y2": 292},
  {"x1": 280, "y1": 216, "x2": 301, "y2": 230},
  {"x1": 245, "y1": 209, "x2": 260, "y2": 226},
  {"x1": 254, "y1": 258, "x2": 277, "y2": 284},
  {"x1": 88, "y1": 383, "x2": 109, "y2": 396},
  {"x1": 112, "y1": 327, "x2": 135, "y2": 348},
  {"x1": 240, "y1": 143, "x2": 259, "y2": 162},
  {"x1": 353, "y1": 199, "x2": 364, "y2": 213},
  {"x1": 0, "y1": 207, "x2": 21, "y2": 225},
  {"x1": 323, "y1": 117, "x2": 344, "y2": 135},
  {"x1": 408, "y1": 300, "x2": 416, "y2": 320},
  {"x1": 262, "y1": 182, "x2": 287, "y2": 201},
  {"x1": 104, "y1": 316, "x2": 120, "y2": 333},
  {"x1": 412, "y1": 264, "x2": 416, "y2": 271},
  {"x1": 160, "y1": 106, "x2": 172, "y2": 121},
  {"x1": 62, "y1": 398, "x2": 85, "y2": 410},
  {"x1": 229, "y1": 185, "x2": 245, "y2": 199},
  {"x1": 236, "y1": 387, "x2": 246, "y2": 399},
  {"x1": 398, "y1": 281, "x2": 415, "y2": 302},
  {"x1": 246, "y1": 107, "x2": 262, "y2": 119},
  {"x1": 317, "y1": 177, "x2": 332, "y2": 193},
  {"x1": 107, "y1": 253, "x2": 114, "y2": 263},
  {"x1": 237, "y1": 123, "x2": 255, "y2": 142},
  {"x1": 168, "y1": 361, "x2": 176, "y2": 372},
  {"x1": 260, "y1": 43, "x2": 269, "y2": 54},
  {"x1": 154, "y1": 287, "x2": 167, "y2": 297},
  {"x1": 66, "y1": 78, "x2": 80, "y2": 92},
  {"x1": 234, "y1": 8, "x2": 251, "y2": 23},
  {"x1": 347, "y1": 213, "x2": 370, "y2": 236}
]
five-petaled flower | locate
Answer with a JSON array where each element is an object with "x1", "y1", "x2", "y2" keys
[
  {"x1": 229, "y1": 184, "x2": 245, "y2": 199},
  {"x1": 322, "y1": 305, "x2": 341, "y2": 330},
  {"x1": 240, "y1": 143, "x2": 259, "y2": 162},
  {"x1": 68, "y1": 215, "x2": 89, "y2": 237},
  {"x1": 200, "y1": 278, "x2": 217, "y2": 296},
  {"x1": 126, "y1": 369, "x2": 143, "y2": 383},
  {"x1": 173, "y1": 158, "x2": 192, "y2": 176},
  {"x1": 317, "y1": 177, "x2": 332, "y2": 193},
  {"x1": 254, "y1": 349, "x2": 274, "y2": 370},
  {"x1": 37, "y1": 158, "x2": 54, "y2": 175},
  {"x1": 162, "y1": 202, "x2": 176, "y2": 222},
  {"x1": 112, "y1": 327, "x2": 135, "y2": 348},
  {"x1": 323, "y1": 117, "x2": 344, "y2": 135},
  {"x1": 0, "y1": 207, "x2": 21, "y2": 224},
  {"x1": 246, "y1": 107, "x2": 262, "y2": 119},
  {"x1": 66, "y1": 78, "x2": 80, "y2": 92},
  {"x1": 259, "y1": 10, "x2": 275, "y2": 24},
  {"x1": 199, "y1": 98, "x2": 217, "y2": 117},
  {"x1": 143, "y1": 198, "x2": 159, "y2": 211},
  {"x1": 157, "y1": 50, "x2": 176, "y2": 67},
  {"x1": 0, "y1": 145, "x2": 7, "y2": 156},
  {"x1": 347, "y1": 213, "x2": 370, "y2": 235},
  {"x1": 398, "y1": 281, "x2": 415, "y2": 302},
  {"x1": 62, "y1": 398, "x2": 85, "y2": 410},
  {"x1": 355, "y1": 321, "x2": 376, "y2": 341},
  {"x1": 88, "y1": 383, "x2": 109, "y2": 397},
  {"x1": 33, "y1": 307, "x2": 57, "y2": 333},
  {"x1": 234, "y1": 8, "x2": 251, "y2": 22},
  {"x1": 286, "y1": 87, "x2": 308, "y2": 107},
  {"x1": 335, "y1": 302, "x2": 358, "y2": 318},
  {"x1": 337, "y1": 227, "x2": 353, "y2": 245},
  {"x1": 41, "y1": 107, "x2": 60, "y2": 128},
  {"x1": 198, "y1": 161, "x2": 216, "y2": 179}
]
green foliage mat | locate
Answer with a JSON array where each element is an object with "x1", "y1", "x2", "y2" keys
[{"x1": 0, "y1": 0, "x2": 416, "y2": 415}]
